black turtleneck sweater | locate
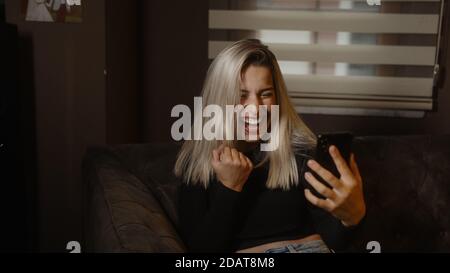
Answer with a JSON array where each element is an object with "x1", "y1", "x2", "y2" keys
[{"x1": 177, "y1": 149, "x2": 363, "y2": 252}]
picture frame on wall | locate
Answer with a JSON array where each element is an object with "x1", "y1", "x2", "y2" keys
[{"x1": 21, "y1": 0, "x2": 82, "y2": 23}]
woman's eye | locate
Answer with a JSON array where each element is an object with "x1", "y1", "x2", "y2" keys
[{"x1": 261, "y1": 92, "x2": 273, "y2": 97}]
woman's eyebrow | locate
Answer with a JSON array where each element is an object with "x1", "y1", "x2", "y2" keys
[
  {"x1": 259, "y1": 87, "x2": 274, "y2": 92},
  {"x1": 240, "y1": 87, "x2": 274, "y2": 93}
]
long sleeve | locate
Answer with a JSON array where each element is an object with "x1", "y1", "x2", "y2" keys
[
  {"x1": 178, "y1": 179, "x2": 243, "y2": 252},
  {"x1": 304, "y1": 191, "x2": 364, "y2": 252},
  {"x1": 297, "y1": 152, "x2": 365, "y2": 252}
]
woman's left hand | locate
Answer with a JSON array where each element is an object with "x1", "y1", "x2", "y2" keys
[{"x1": 304, "y1": 145, "x2": 366, "y2": 227}]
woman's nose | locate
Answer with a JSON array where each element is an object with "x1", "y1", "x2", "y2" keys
[
  {"x1": 243, "y1": 100, "x2": 261, "y2": 120},
  {"x1": 244, "y1": 95, "x2": 262, "y2": 109}
]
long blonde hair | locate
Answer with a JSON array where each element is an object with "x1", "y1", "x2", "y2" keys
[{"x1": 174, "y1": 39, "x2": 317, "y2": 190}]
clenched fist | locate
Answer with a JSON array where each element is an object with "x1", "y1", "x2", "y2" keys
[{"x1": 211, "y1": 144, "x2": 253, "y2": 192}]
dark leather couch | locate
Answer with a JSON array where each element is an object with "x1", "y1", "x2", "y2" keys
[{"x1": 82, "y1": 134, "x2": 450, "y2": 252}]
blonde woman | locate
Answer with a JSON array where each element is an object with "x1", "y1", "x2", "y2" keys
[{"x1": 175, "y1": 39, "x2": 366, "y2": 253}]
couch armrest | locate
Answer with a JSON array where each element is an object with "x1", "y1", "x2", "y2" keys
[{"x1": 82, "y1": 146, "x2": 186, "y2": 252}]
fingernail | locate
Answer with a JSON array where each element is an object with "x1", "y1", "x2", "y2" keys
[
  {"x1": 307, "y1": 160, "x2": 316, "y2": 167},
  {"x1": 305, "y1": 172, "x2": 311, "y2": 178}
]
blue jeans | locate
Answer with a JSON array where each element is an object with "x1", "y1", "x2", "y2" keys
[{"x1": 264, "y1": 239, "x2": 332, "y2": 253}]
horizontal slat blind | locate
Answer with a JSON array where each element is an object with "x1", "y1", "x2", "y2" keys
[
  {"x1": 209, "y1": 0, "x2": 443, "y2": 116},
  {"x1": 209, "y1": 41, "x2": 436, "y2": 66},
  {"x1": 283, "y1": 75, "x2": 433, "y2": 97},
  {"x1": 209, "y1": 10, "x2": 439, "y2": 34}
]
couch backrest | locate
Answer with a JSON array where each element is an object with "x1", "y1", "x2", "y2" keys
[
  {"x1": 114, "y1": 143, "x2": 183, "y2": 228},
  {"x1": 350, "y1": 134, "x2": 450, "y2": 252}
]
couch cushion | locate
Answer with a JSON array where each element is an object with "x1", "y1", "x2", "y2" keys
[{"x1": 84, "y1": 145, "x2": 186, "y2": 252}]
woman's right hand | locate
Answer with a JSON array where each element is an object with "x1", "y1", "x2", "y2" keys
[{"x1": 211, "y1": 144, "x2": 253, "y2": 192}]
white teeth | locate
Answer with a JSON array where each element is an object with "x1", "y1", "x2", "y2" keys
[{"x1": 246, "y1": 118, "x2": 259, "y2": 125}]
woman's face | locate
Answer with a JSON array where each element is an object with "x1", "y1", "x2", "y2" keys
[{"x1": 239, "y1": 65, "x2": 277, "y2": 142}]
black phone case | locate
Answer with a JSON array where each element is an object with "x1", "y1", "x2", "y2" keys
[
  {"x1": 306, "y1": 132, "x2": 354, "y2": 194},
  {"x1": 317, "y1": 132, "x2": 353, "y2": 176}
]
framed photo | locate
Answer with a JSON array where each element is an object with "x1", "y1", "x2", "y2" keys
[{"x1": 21, "y1": 0, "x2": 82, "y2": 23}]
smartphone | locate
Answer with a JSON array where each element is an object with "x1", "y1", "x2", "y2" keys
[{"x1": 309, "y1": 132, "x2": 354, "y2": 189}]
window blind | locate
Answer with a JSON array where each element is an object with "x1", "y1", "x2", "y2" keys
[{"x1": 208, "y1": 0, "x2": 444, "y2": 117}]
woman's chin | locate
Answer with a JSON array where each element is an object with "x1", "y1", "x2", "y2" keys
[
  {"x1": 244, "y1": 125, "x2": 260, "y2": 142},
  {"x1": 244, "y1": 137, "x2": 260, "y2": 143},
  {"x1": 244, "y1": 132, "x2": 261, "y2": 142}
]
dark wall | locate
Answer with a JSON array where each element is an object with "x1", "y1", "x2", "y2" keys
[
  {"x1": 0, "y1": 11, "x2": 33, "y2": 252},
  {"x1": 6, "y1": 0, "x2": 107, "y2": 252},
  {"x1": 0, "y1": 1, "x2": 4, "y2": 21},
  {"x1": 5, "y1": 0, "x2": 138, "y2": 252},
  {"x1": 139, "y1": 0, "x2": 209, "y2": 142},
  {"x1": 106, "y1": 0, "x2": 138, "y2": 144}
]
